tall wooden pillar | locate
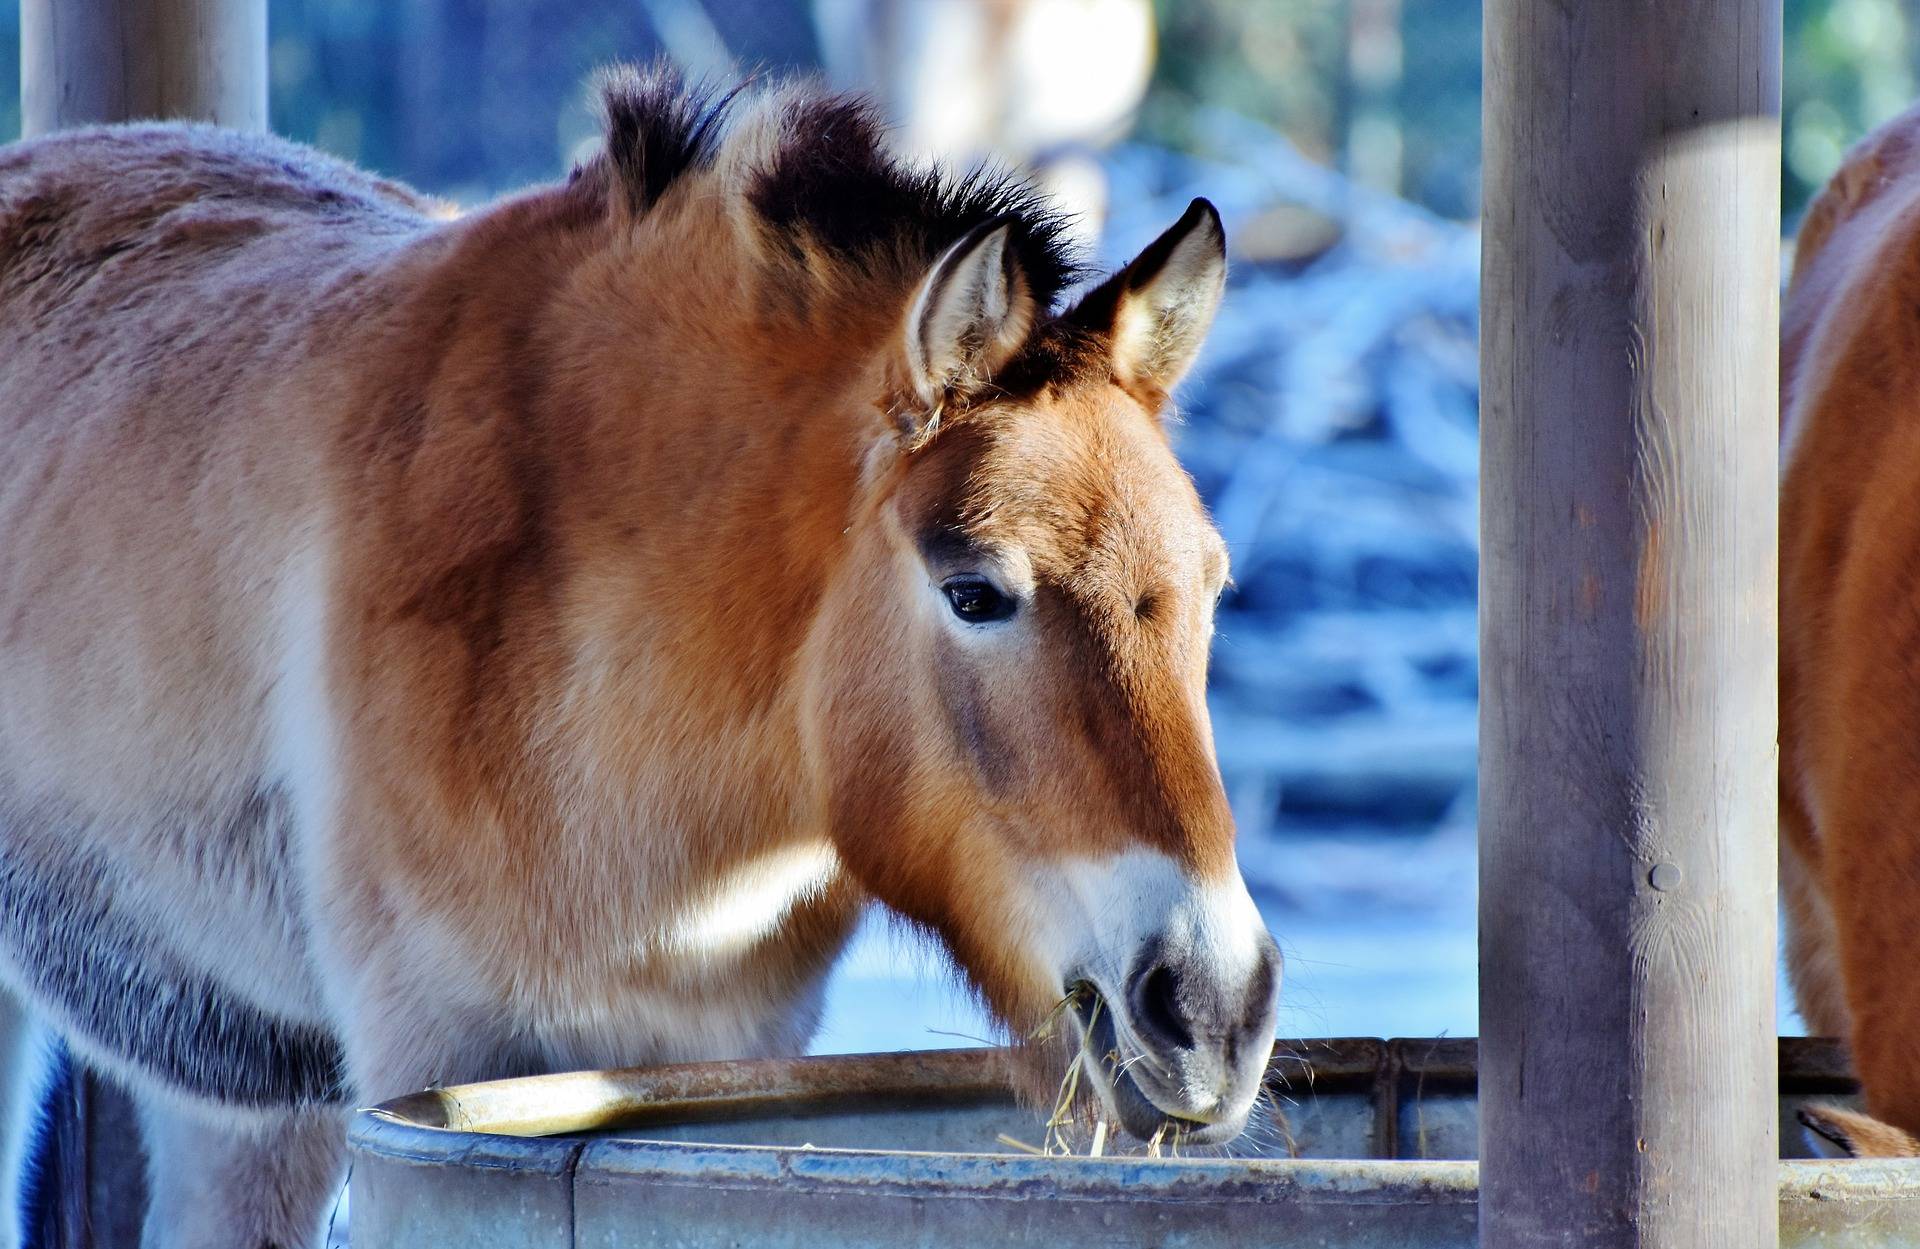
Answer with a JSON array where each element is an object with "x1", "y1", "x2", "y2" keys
[
  {"x1": 1479, "y1": 2, "x2": 1781, "y2": 1246},
  {"x1": 22, "y1": 0, "x2": 266, "y2": 137}
]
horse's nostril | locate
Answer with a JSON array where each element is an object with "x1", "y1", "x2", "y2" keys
[
  {"x1": 1243, "y1": 940, "x2": 1282, "y2": 1034},
  {"x1": 1129, "y1": 962, "x2": 1195, "y2": 1053}
]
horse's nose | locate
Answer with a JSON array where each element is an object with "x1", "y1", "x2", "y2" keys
[{"x1": 1126, "y1": 930, "x2": 1281, "y2": 1062}]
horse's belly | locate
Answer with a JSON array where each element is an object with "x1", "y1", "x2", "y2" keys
[
  {"x1": 0, "y1": 783, "x2": 342, "y2": 1106},
  {"x1": 103, "y1": 786, "x2": 328, "y2": 1023}
]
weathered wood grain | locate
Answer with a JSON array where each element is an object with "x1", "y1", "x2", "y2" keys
[
  {"x1": 22, "y1": 0, "x2": 266, "y2": 137},
  {"x1": 1479, "y1": 2, "x2": 1781, "y2": 1246}
]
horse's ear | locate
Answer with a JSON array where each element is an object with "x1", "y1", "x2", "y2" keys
[
  {"x1": 1070, "y1": 197, "x2": 1226, "y2": 396},
  {"x1": 894, "y1": 216, "x2": 1036, "y2": 444}
]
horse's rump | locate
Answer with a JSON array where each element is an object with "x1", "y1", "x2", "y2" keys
[{"x1": 1783, "y1": 101, "x2": 1920, "y2": 1150}]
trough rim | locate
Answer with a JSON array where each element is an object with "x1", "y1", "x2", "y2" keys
[{"x1": 345, "y1": 1035, "x2": 1920, "y2": 1209}]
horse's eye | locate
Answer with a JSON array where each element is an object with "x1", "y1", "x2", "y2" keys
[{"x1": 942, "y1": 576, "x2": 1016, "y2": 624}]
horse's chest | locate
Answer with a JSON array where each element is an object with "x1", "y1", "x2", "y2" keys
[
  {"x1": 519, "y1": 842, "x2": 859, "y2": 1070},
  {"x1": 651, "y1": 841, "x2": 844, "y2": 960}
]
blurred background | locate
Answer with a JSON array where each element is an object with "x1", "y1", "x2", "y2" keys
[{"x1": 0, "y1": 0, "x2": 1892, "y2": 1045}]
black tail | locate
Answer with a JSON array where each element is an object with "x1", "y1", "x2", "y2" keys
[{"x1": 15, "y1": 1034, "x2": 72, "y2": 1249}]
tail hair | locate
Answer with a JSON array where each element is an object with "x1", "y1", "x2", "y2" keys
[{"x1": 1800, "y1": 1102, "x2": 1920, "y2": 1158}]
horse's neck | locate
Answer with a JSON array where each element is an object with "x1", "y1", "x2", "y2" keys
[{"x1": 521, "y1": 210, "x2": 901, "y2": 844}]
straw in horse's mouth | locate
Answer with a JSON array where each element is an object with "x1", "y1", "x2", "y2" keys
[{"x1": 1070, "y1": 984, "x2": 1201, "y2": 1144}]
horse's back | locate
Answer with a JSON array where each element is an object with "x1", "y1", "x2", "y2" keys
[
  {"x1": 0, "y1": 122, "x2": 434, "y2": 282},
  {"x1": 0, "y1": 126, "x2": 390, "y2": 797}
]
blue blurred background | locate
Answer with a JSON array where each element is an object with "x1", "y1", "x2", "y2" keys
[{"x1": 0, "y1": 0, "x2": 1897, "y2": 1044}]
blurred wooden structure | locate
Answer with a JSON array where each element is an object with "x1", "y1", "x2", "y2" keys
[
  {"x1": 1480, "y1": 1, "x2": 1782, "y2": 1246},
  {"x1": 22, "y1": 0, "x2": 266, "y2": 136},
  {"x1": 814, "y1": 0, "x2": 1155, "y2": 246}
]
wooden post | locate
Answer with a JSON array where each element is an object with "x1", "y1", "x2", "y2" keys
[
  {"x1": 1479, "y1": 2, "x2": 1780, "y2": 1247},
  {"x1": 36, "y1": 1067, "x2": 146, "y2": 1249},
  {"x1": 21, "y1": 0, "x2": 266, "y2": 137}
]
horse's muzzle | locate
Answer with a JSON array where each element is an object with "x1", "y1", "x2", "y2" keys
[{"x1": 1071, "y1": 928, "x2": 1282, "y2": 1145}]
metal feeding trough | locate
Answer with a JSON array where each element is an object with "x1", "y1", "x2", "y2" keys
[{"x1": 348, "y1": 1038, "x2": 1918, "y2": 1248}]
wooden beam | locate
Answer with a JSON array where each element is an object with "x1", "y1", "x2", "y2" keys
[
  {"x1": 21, "y1": 0, "x2": 267, "y2": 138},
  {"x1": 1479, "y1": 2, "x2": 1781, "y2": 1246},
  {"x1": 35, "y1": 1067, "x2": 146, "y2": 1249}
]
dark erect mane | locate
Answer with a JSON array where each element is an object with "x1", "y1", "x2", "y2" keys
[
  {"x1": 593, "y1": 66, "x2": 1082, "y2": 312},
  {"x1": 747, "y1": 93, "x2": 1082, "y2": 310},
  {"x1": 595, "y1": 66, "x2": 740, "y2": 216}
]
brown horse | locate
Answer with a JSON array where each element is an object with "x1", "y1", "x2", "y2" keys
[
  {"x1": 1783, "y1": 101, "x2": 1920, "y2": 1159},
  {"x1": 0, "y1": 69, "x2": 1278, "y2": 1245}
]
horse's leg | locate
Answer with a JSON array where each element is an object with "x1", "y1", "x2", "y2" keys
[
  {"x1": 333, "y1": 967, "x2": 534, "y2": 1103},
  {"x1": 134, "y1": 1095, "x2": 343, "y2": 1249},
  {"x1": 1781, "y1": 788, "x2": 1850, "y2": 1040},
  {"x1": 1778, "y1": 795, "x2": 1912, "y2": 1157},
  {"x1": 123, "y1": 931, "x2": 520, "y2": 1245},
  {"x1": 1809, "y1": 755, "x2": 1920, "y2": 1156}
]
